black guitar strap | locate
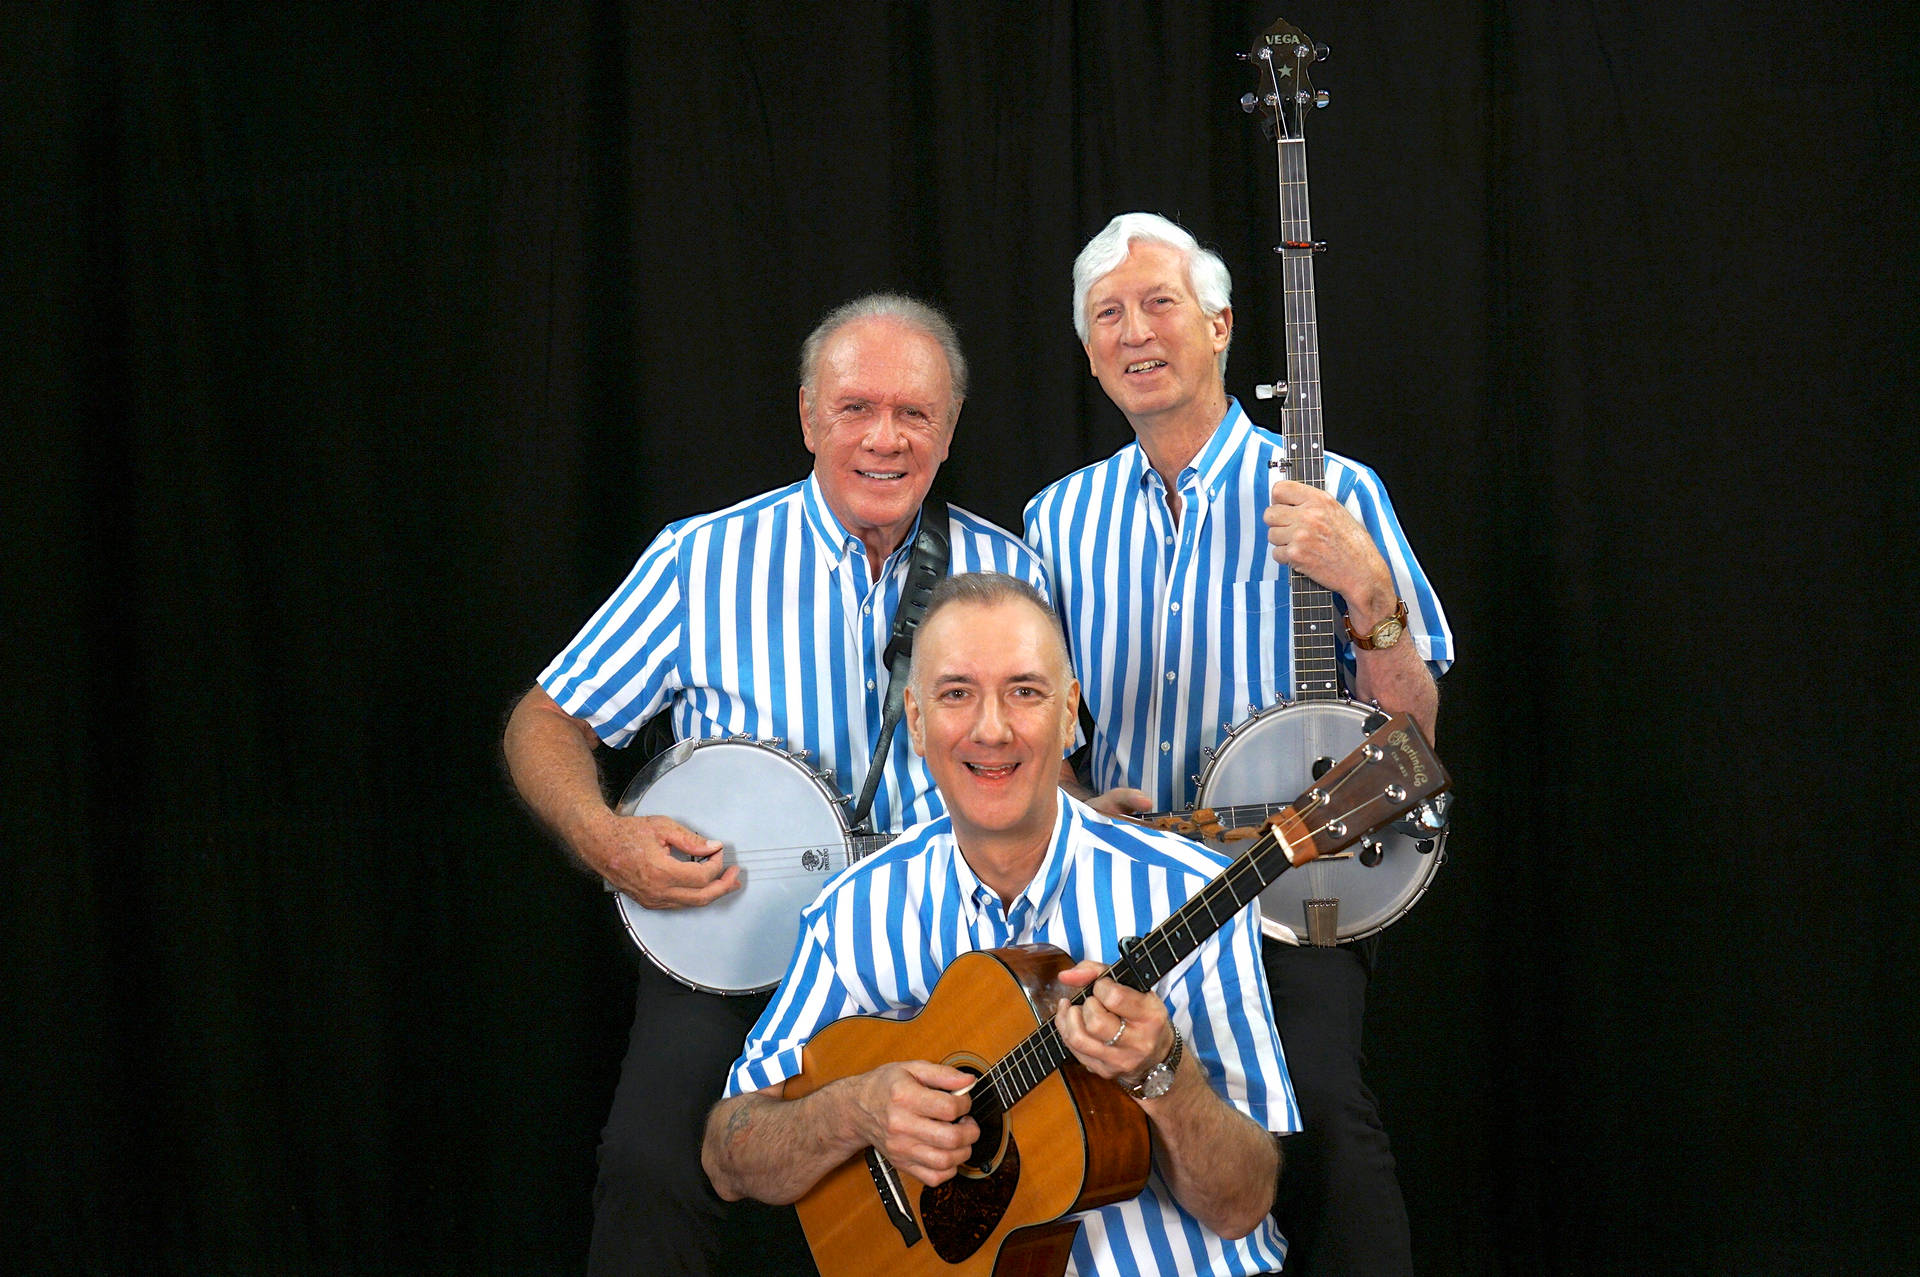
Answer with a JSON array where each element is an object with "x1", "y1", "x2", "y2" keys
[{"x1": 846, "y1": 497, "x2": 951, "y2": 833}]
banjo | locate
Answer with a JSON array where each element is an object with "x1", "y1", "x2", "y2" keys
[
  {"x1": 611, "y1": 737, "x2": 893, "y2": 994},
  {"x1": 1179, "y1": 18, "x2": 1449, "y2": 945},
  {"x1": 610, "y1": 498, "x2": 948, "y2": 994}
]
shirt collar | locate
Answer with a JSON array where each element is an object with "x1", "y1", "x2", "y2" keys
[
  {"x1": 957, "y1": 790, "x2": 1077, "y2": 933},
  {"x1": 1129, "y1": 398, "x2": 1254, "y2": 501},
  {"x1": 801, "y1": 472, "x2": 923, "y2": 574}
]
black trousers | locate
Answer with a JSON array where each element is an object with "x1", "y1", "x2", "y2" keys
[
  {"x1": 1263, "y1": 937, "x2": 1414, "y2": 1277},
  {"x1": 586, "y1": 961, "x2": 818, "y2": 1277}
]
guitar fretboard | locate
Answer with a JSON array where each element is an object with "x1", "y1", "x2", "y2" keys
[
  {"x1": 966, "y1": 820, "x2": 1298, "y2": 1124},
  {"x1": 1274, "y1": 100, "x2": 1340, "y2": 703}
]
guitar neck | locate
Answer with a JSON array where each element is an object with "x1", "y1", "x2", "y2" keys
[
  {"x1": 1267, "y1": 51, "x2": 1341, "y2": 705},
  {"x1": 969, "y1": 821, "x2": 1298, "y2": 1124},
  {"x1": 967, "y1": 712, "x2": 1445, "y2": 1124},
  {"x1": 850, "y1": 832, "x2": 894, "y2": 862}
]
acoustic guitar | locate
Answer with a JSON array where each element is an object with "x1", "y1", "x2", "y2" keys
[{"x1": 788, "y1": 713, "x2": 1449, "y2": 1276}]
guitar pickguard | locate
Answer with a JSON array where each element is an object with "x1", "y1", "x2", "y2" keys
[{"x1": 921, "y1": 1133, "x2": 1022, "y2": 1265}]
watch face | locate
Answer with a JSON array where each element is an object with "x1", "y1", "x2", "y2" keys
[
  {"x1": 1134, "y1": 1063, "x2": 1174, "y2": 1100},
  {"x1": 1374, "y1": 618, "x2": 1404, "y2": 648}
]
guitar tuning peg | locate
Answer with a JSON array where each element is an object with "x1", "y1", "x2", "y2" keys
[
  {"x1": 1314, "y1": 90, "x2": 1331, "y2": 110},
  {"x1": 1240, "y1": 91, "x2": 1259, "y2": 114},
  {"x1": 1313, "y1": 42, "x2": 1331, "y2": 62}
]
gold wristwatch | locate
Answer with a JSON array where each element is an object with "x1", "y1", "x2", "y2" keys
[{"x1": 1344, "y1": 598, "x2": 1408, "y2": 651}]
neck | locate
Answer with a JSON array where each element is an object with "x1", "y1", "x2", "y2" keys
[
  {"x1": 952, "y1": 816, "x2": 1054, "y2": 909},
  {"x1": 1130, "y1": 389, "x2": 1230, "y2": 493},
  {"x1": 853, "y1": 513, "x2": 917, "y2": 581},
  {"x1": 861, "y1": 536, "x2": 902, "y2": 581}
]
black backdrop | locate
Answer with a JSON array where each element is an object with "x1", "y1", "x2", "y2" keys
[{"x1": 8, "y1": 2, "x2": 1916, "y2": 1273}]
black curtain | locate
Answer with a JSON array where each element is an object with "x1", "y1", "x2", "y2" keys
[{"x1": 8, "y1": 2, "x2": 1914, "y2": 1272}]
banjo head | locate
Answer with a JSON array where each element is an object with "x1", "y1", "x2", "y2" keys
[
  {"x1": 1195, "y1": 700, "x2": 1446, "y2": 944},
  {"x1": 614, "y1": 738, "x2": 852, "y2": 994}
]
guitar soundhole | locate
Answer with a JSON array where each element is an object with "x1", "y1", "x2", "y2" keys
[{"x1": 958, "y1": 1067, "x2": 1006, "y2": 1176}]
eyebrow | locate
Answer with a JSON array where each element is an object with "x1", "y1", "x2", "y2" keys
[{"x1": 928, "y1": 670, "x2": 1054, "y2": 688}]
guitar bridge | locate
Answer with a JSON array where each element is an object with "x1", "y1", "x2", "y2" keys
[{"x1": 865, "y1": 1148, "x2": 922, "y2": 1249}]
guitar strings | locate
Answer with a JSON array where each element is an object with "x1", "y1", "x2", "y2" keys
[{"x1": 974, "y1": 781, "x2": 1407, "y2": 1113}]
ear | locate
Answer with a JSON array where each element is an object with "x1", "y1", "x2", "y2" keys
[
  {"x1": 1084, "y1": 342, "x2": 1098, "y2": 376},
  {"x1": 798, "y1": 386, "x2": 819, "y2": 454},
  {"x1": 1062, "y1": 678, "x2": 1081, "y2": 757},
  {"x1": 904, "y1": 685, "x2": 928, "y2": 758},
  {"x1": 1209, "y1": 305, "x2": 1233, "y2": 355}
]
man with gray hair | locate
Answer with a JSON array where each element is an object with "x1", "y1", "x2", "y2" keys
[
  {"x1": 1026, "y1": 214, "x2": 1455, "y2": 1275},
  {"x1": 505, "y1": 294, "x2": 1050, "y2": 1275}
]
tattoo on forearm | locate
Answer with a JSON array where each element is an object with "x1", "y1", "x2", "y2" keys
[{"x1": 725, "y1": 1103, "x2": 755, "y2": 1145}]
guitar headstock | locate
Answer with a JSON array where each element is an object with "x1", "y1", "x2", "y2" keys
[
  {"x1": 1243, "y1": 16, "x2": 1327, "y2": 142},
  {"x1": 1272, "y1": 713, "x2": 1450, "y2": 865}
]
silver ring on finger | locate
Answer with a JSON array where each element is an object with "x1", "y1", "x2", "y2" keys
[{"x1": 1105, "y1": 1018, "x2": 1128, "y2": 1048}]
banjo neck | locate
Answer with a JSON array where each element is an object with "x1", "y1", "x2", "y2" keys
[
  {"x1": 849, "y1": 831, "x2": 894, "y2": 861},
  {"x1": 1254, "y1": 21, "x2": 1342, "y2": 706}
]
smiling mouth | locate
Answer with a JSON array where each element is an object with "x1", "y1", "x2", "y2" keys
[
  {"x1": 964, "y1": 762, "x2": 1019, "y2": 780},
  {"x1": 1125, "y1": 359, "x2": 1167, "y2": 374},
  {"x1": 856, "y1": 469, "x2": 908, "y2": 481}
]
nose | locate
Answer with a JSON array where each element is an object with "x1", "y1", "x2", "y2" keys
[
  {"x1": 1118, "y1": 302, "x2": 1155, "y2": 346},
  {"x1": 863, "y1": 410, "x2": 906, "y2": 451},
  {"x1": 970, "y1": 693, "x2": 1013, "y2": 744}
]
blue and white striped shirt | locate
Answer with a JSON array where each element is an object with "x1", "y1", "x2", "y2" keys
[
  {"x1": 725, "y1": 791, "x2": 1297, "y2": 1276},
  {"x1": 1025, "y1": 399, "x2": 1452, "y2": 812},
  {"x1": 539, "y1": 475, "x2": 1051, "y2": 832}
]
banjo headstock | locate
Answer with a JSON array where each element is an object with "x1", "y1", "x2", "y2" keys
[{"x1": 1242, "y1": 16, "x2": 1328, "y2": 141}]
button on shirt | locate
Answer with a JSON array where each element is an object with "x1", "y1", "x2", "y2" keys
[
  {"x1": 725, "y1": 791, "x2": 1297, "y2": 1277},
  {"x1": 539, "y1": 476, "x2": 1052, "y2": 832},
  {"x1": 1024, "y1": 400, "x2": 1452, "y2": 812}
]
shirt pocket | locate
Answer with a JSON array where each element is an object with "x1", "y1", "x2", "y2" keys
[{"x1": 1216, "y1": 580, "x2": 1286, "y2": 716}]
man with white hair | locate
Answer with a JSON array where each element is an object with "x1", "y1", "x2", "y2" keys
[{"x1": 1025, "y1": 214, "x2": 1454, "y2": 1276}]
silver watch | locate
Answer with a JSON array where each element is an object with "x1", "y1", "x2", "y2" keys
[{"x1": 1126, "y1": 1025, "x2": 1184, "y2": 1101}]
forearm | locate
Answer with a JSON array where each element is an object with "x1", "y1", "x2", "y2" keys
[
  {"x1": 1140, "y1": 1055, "x2": 1280, "y2": 1239},
  {"x1": 502, "y1": 686, "x2": 616, "y2": 863},
  {"x1": 702, "y1": 1085, "x2": 868, "y2": 1205},
  {"x1": 1352, "y1": 641, "x2": 1440, "y2": 741}
]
